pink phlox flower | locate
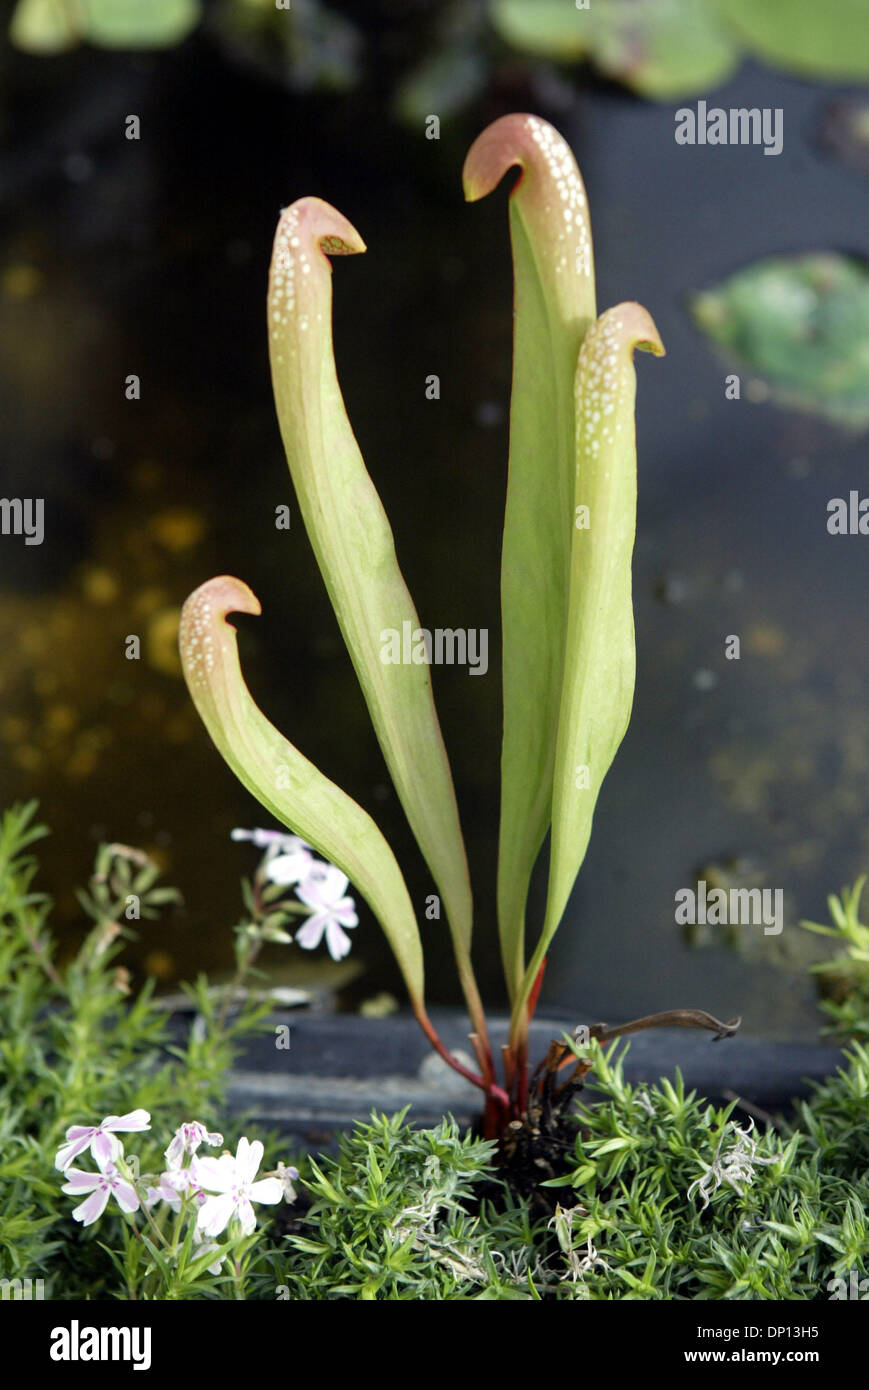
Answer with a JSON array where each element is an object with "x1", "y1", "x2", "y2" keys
[
  {"x1": 55, "y1": 1109, "x2": 151, "y2": 1171},
  {"x1": 232, "y1": 827, "x2": 315, "y2": 887},
  {"x1": 277, "y1": 1161, "x2": 300, "y2": 1204},
  {"x1": 231, "y1": 827, "x2": 301, "y2": 850},
  {"x1": 193, "y1": 1137, "x2": 282, "y2": 1238},
  {"x1": 145, "y1": 1167, "x2": 202, "y2": 1212},
  {"x1": 165, "y1": 1120, "x2": 224, "y2": 1168},
  {"x1": 294, "y1": 864, "x2": 358, "y2": 961},
  {"x1": 263, "y1": 839, "x2": 314, "y2": 887},
  {"x1": 61, "y1": 1160, "x2": 140, "y2": 1227}
]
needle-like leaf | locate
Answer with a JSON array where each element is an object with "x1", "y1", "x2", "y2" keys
[
  {"x1": 179, "y1": 575, "x2": 424, "y2": 1008},
  {"x1": 463, "y1": 114, "x2": 596, "y2": 1000},
  {"x1": 510, "y1": 303, "x2": 664, "y2": 1043}
]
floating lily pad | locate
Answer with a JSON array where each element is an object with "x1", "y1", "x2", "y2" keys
[
  {"x1": 10, "y1": 0, "x2": 81, "y2": 51},
  {"x1": 721, "y1": 0, "x2": 869, "y2": 81},
  {"x1": 691, "y1": 254, "x2": 869, "y2": 430},
  {"x1": 488, "y1": 0, "x2": 592, "y2": 60},
  {"x1": 10, "y1": 0, "x2": 202, "y2": 51},
  {"x1": 84, "y1": 0, "x2": 201, "y2": 47},
  {"x1": 585, "y1": 0, "x2": 739, "y2": 100},
  {"x1": 490, "y1": 0, "x2": 738, "y2": 100}
]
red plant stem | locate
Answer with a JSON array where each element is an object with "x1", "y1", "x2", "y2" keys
[
  {"x1": 457, "y1": 970, "x2": 496, "y2": 1089},
  {"x1": 516, "y1": 1036, "x2": 529, "y2": 1117},
  {"x1": 527, "y1": 957, "x2": 547, "y2": 1022},
  {"x1": 501, "y1": 1043, "x2": 515, "y2": 1094},
  {"x1": 481, "y1": 1090, "x2": 506, "y2": 1140},
  {"x1": 414, "y1": 1004, "x2": 510, "y2": 1111},
  {"x1": 469, "y1": 1032, "x2": 493, "y2": 1090},
  {"x1": 468, "y1": 1025, "x2": 498, "y2": 1098},
  {"x1": 513, "y1": 958, "x2": 547, "y2": 1117}
]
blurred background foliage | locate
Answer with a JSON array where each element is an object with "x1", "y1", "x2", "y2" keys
[
  {"x1": 10, "y1": 0, "x2": 869, "y2": 107},
  {"x1": 9, "y1": 1, "x2": 869, "y2": 420}
]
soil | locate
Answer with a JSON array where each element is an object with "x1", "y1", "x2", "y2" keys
[{"x1": 492, "y1": 1069, "x2": 590, "y2": 1219}]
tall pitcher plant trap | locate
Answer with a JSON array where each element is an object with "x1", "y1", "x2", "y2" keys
[{"x1": 179, "y1": 114, "x2": 677, "y2": 1138}]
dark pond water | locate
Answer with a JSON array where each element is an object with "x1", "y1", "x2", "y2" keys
[{"x1": 2, "y1": 30, "x2": 868, "y2": 1039}]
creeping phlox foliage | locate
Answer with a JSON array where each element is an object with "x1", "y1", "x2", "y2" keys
[
  {"x1": 536, "y1": 1041, "x2": 869, "y2": 1300},
  {"x1": 273, "y1": 1043, "x2": 869, "y2": 1301},
  {"x1": 0, "y1": 801, "x2": 295, "y2": 1300},
  {"x1": 3, "y1": 802, "x2": 869, "y2": 1300},
  {"x1": 276, "y1": 1112, "x2": 525, "y2": 1301},
  {"x1": 801, "y1": 878, "x2": 869, "y2": 1043}
]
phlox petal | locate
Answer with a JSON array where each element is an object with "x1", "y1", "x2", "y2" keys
[
  {"x1": 71, "y1": 1187, "x2": 111, "y2": 1227},
  {"x1": 55, "y1": 1134, "x2": 94, "y2": 1171},
  {"x1": 61, "y1": 1168, "x2": 101, "y2": 1194},
  {"x1": 249, "y1": 1177, "x2": 283, "y2": 1207},
  {"x1": 334, "y1": 899, "x2": 358, "y2": 928},
  {"x1": 237, "y1": 1137, "x2": 264, "y2": 1183},
  {"x1": 325, "y1": 921, "x2": 353, "y2": 961},
  {"x1": 266, "y1": 850, "x2": 312, "y2": 886},
  {"x1": 236, "y1": 1196, "x2": 257, "y2": 1236},
  {"x1": 112, "y1": 1178, "x2": 140, "y2": 1215},
  {"x1": 294, "y1": 916, "x2": 326, "y2": 951},
  {"x1": 192, "y1": 1154, "x2": 235, "y2": 1194},
  {"x1": 105, "y1": 1109, "x2": 151, "y2": 1133},
  {"x1": 197, "y1": 1193, "x2": 235, "y2": 1239},
  {"x1": 93, "y1": 1131, "x2": 123, "y2": 1167}
]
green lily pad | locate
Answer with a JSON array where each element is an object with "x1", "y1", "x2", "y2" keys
[
  {"x1": 488, "y1": 0, "x2": 592, "y2": 60},
  {"x1": 489, "y1": 0, "x2": 738, "y2": 100},
  {"x1": 9, "y1": 0, "x2": 82, "y2": 52},
  {"x1": 83, "y1": 0, "x2": 201, "y2": 48},
  {"x1": 691, "y1": 254, "x2": 869, "y2": 430},
  {"x1": 11, "y1": 0, "x2": 202, "y2": 50},
  {"x1": 587, "y1": 0, "x2": 739, "y2": 100},
  {"x1": 721, "y1": 0, "x2": 869, "y2": 81}
]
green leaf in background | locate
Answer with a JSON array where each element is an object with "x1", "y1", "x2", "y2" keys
[
  {"x1": 212, "y1": 0, "x2": 361, "y2": 95},
  {"x1": 463, "y1": 114, "x2": 596, "y2": 1002},
  {"x1": 692, "y1": 253, "x2": 869, "y2": 430},
  {"x1": 721, "y1": 0, "x2": 869, "y2": 81},
  {"x1": 489, "y1": 0, "x2": 738, "y2": 101},
  {"x1": 10, "y1": 0, "x2": 202, "y2": 51},
  {"x1": 9, "y1": 0, "x2": 82, "y2": 51},
  {"x1": 511, "y1": 302, "x2": 664, "y2": 1044},
  {"x1": 266, "y1": 197, "x2": 484, "y2": 1038},
  {"x1": 588, "y1": 0, "x2": 738, "y2": 100},
  {"x1": 488, "y1": 0, "x2": 592, "y2": 60},
  {"x1": 394, "y1": 45, "x2": 487, "y2": 126},
  {"x1": 179, "y1": 575, "x2": 425, "y2": 1008},
  {"x1": 84, "y1": 0, "x2": 201, "y2": 47},
  {"x1": 392, "y1": 1, "x2": 489, "y2": 128}
]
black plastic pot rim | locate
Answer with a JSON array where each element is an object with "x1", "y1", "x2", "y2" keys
[{"x1": 162, "y1": 1005, "x2": 846, "y2": 1139}]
